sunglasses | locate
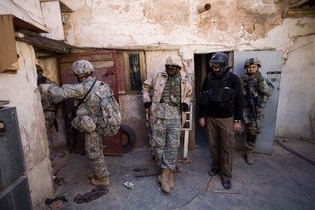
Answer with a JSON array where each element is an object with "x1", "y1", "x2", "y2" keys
[{"x1": 166, "y1": 65, "x2": 178, "y2": 70}]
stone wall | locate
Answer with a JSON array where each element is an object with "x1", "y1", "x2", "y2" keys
[
  {"x1": 63, "y1": 0, "x2": 315, "y2": 140},
  {"x1": 0, "y1": 42, "x2": 54, "y2": 209}
]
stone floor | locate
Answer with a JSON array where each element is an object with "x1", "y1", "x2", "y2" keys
[{"x1": 50, "y1": 137, "x2": 315, "y2": 210}]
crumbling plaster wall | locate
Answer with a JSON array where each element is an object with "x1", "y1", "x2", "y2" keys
[
  {"x1": 37, "y1": 57, "x2": 60, "y2": 84},
  {"x1": 276, "y1": 37, "x2": 315, "y2": 139},
  {"x1": 0, "y1": 42, "x2": 54, "y2": 208},
  {"x1": 0, "y1": 0, "x2": 58, "y2": 208},
  {"x1": 63, "y1": 0, "x2": 315, "y2": 140},
  {"x1": 63, "y1": 0, "x2": 285, "y2": 48},
  {"x1": 0, "y1": 0, "x2": 45, "y2": 30},
  {"x1": 40, "y1": 1, "x2": 65, "y2": 40}
]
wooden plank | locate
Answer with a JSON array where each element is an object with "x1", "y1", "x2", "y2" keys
[
  {"x1": 282, "y1": 7, "x2": 315, "y2": 17},
  {"x1": 0, "y1": 15, "x2": 18, "y2": 73},
  {"x1": 17, "y1": 29, "x2": 70, "y2": 53}
]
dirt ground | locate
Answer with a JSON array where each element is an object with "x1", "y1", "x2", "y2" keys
[{"x1": 48, "y1": 136, "x2": 315, "y2": 210}]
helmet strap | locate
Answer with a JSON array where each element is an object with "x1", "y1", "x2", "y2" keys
[{"x1": 76, "y1": 73, "x2": 89, "y2": 82}]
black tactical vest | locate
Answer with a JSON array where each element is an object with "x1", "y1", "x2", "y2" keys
[{"x1": 200, "y1": 71, "x2": 235, "y2": 106}]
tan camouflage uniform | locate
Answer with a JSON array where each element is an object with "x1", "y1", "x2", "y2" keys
[
  {"x1": 48, "y1": 76, "x2": 109, "y2": 178},
  {"x1": 143, "y1": 71, "x2": 192, "y2": 170}
]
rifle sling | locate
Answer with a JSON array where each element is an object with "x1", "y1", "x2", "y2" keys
[{"x1": 73, "y1": 79, "x2": 97, "y2": 110}]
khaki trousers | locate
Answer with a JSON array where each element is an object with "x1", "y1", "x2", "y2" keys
[{"x1": 205, "y1": 117, "x2": 235, "y2": 179}]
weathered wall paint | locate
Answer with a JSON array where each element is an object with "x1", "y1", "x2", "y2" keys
[
  {"x1": 37, "y1": 57, "x2": 60, "y2": 85},
  {"x1": 40, "y1": 1, "x2": 65, "y2": 40},
  {"x1": 62, "y1": 0, "x2": 315, "y2": 140},
  {"x1": 0, "y1": 0, "x2": 45, "y2": 30},
  {"x1": 0, "y1": 1, "x2": 313, "y2": 207},
  {"x1": 62, "y1": 0, "x2": 288, "y2": 48},
  {"x1": 0, "y1": 0, "x2": 66, "y2": 40},
  {"x1": 0, "y1": 42, "x2": 54, "y2": 209},
  {"x1": 276, "y1": 39, "x2": 315, "y2": 138}
]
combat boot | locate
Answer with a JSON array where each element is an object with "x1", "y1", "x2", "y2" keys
[
  {"x1": 246, "y1": 149, "x2": 254, "y2": 165},
  {"x1": 168, "y1": 171, "x2": 174, "y2": 190},
  {"x1": 90, "y1": 176, "x2": 110, "y2": 187},
  {"x1": 158, "y1": 169, "x2": 171, "y2": 193}
]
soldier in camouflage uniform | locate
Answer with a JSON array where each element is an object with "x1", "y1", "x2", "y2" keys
[
  {"x1": 240, "y1": 57, "x2": 274, "y2": 165},
  {"x1": 142, "y1": 55, "x2": 192, "y2": 194},
  {"x1": 37, "y1": 65, "x2": 58, "y2": 160},
  {"x1": 40, "y1": 60, "x2": 112, "y2": 187}
]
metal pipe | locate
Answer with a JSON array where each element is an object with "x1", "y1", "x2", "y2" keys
[{"x1": 197, "y1": 3, "x2": 211, "y2": 13}]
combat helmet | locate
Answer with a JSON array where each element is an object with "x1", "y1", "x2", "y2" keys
[
  {"x1": 209, "y1": 52, "x2": 229, "y2": 69},
  {"x1": 165, "y1": 55, "x2": 183, "y2": 68},
  {"x1": 244, "y1": 57, "x2": 261, "y2": 69},
  {"x1": 72, "y1": 60, "x2": 94, "y2": 75}
]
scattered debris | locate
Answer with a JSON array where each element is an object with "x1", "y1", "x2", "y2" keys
[
  {"x1": 73, "y1": 187, "x2": 109, "y2": 204},
  {"x1": 133, "y1": 167, "x2": 149, "y2": 172},
  {"x1": 206, "y1": 176, "x2": 215, "y2": 192},
  {"x1": 53, "y1": 176, "x2": 64, "y2": 186},
  {"x1": 211, "y1": 190, "x2": 241, "y2": 194},
  {"x1": 45, "y1": 195, "x2": 67, "y2": 209},
  {"x1": 123, "y1": 181, "x2": 135, "y2": 189},
  {"x1": 178, "y1": 158, "x2": 192, "y2": 164}
]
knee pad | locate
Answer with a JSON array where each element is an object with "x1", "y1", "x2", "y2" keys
[{"x1": 72, "y1": 116, "x2": 96, "y2": 132}]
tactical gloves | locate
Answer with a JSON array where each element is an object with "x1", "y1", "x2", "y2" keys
[
  {"x1": 144, "y1": 102, "x2": 152, "y2": 108},
  {"x1": 181, "y1": 103, "x2": 189, "y2": 112}
]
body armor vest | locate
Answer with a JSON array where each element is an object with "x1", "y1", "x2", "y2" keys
[
  {"x1": 160, "y1": 75, "x2": 181, "y2": 106},
  {"x1": 200, "y1": 71, "x2": 235, "y2": 106},
  {"x1": 241, "y1": 74, "x2": 261, "y2": 107}
]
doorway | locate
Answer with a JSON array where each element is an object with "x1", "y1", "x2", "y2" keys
[
  {"x1": 194, "y1": 52, "x2": 230, "y2": 148},
  {"x1": 58, "y1": 50, "x2": 123, "y2": 155},
  {"x1": 194, "y1": 53, "x2": 209, "y2": 148},
  {"x1": 193, "y1": 51, "x2": 281, "y2": 154}
]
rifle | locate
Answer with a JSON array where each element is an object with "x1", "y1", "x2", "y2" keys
[
  {"x1": 69, "y1": 79, "x2": 97, "y2": 150},
  {"x1": 53, "y1": 108, "x2": 59, "y2": 132},
  {"x1": 247, "y1": 79, "x2": 259, "y2": 131},
  {"x1": 68, "y1": 105, "x2": 79, "y2": 150}
]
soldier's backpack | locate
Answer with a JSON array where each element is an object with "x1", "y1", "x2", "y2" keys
[{"x1": 93, "y1": 81, "x2": 121, "y2": 136}]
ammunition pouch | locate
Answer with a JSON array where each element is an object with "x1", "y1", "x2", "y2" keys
[
  {"x1": 200, "y1": 91, "x2": 211, "y2": 106},
  {"x1": 200, "y1": 71, "x2": 235, "y2": 107}
]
